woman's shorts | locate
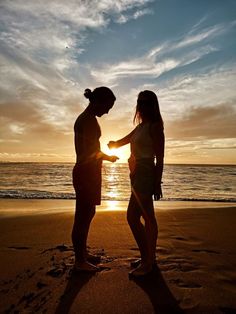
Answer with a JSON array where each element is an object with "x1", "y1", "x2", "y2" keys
[
  {"x1": 73, "y1": 161, "x2": 102, "y2": 205},
  {"x1": 130, "y1": 158, "x2": 155, "y2": 196}
]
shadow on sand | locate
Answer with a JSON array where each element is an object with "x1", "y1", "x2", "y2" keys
[
  {"x1": 55, "y1": 271, "x2": 94, "y2": 314},
  {"x1": 55, "y1": 265, "x2": 183, "y2": 313},
  {"x1": 130, "y1": 266, "x2": 184, "y2": 314}
]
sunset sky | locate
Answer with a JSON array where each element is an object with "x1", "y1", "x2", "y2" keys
[{"x1": 0, "y1": 0, "x2": 236, "y2": 164}]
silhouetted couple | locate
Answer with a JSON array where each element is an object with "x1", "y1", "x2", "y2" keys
[{"x1": 72, "y1": 87, "x2": 164, "y2": 278}]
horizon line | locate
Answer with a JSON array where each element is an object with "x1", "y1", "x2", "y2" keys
[{"x1": 0, "y1": 161, "x2": 235, "y2": 166}]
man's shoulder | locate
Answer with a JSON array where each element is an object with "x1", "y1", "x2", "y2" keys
[{"x1": 74, "y1": 110, "x2": 95, "y2": 131}]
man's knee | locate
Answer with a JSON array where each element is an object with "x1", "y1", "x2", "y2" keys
[
  {"x1": 75, "y1": 203, "x2": 95, "y2": 217},
  {"x1": 89, "y1": 206, "x2": 96, "y2": 218}
]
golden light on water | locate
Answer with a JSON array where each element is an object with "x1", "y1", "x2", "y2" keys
[
  {"x1": 102, "y1": 162, "x2": 123, "y2": 210},
  {"x1": 101, "y1": 200, "x2": 126, "y2": 211}
]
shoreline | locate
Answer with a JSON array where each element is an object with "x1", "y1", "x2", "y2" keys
[{"x1": 0, "y1": 199, "x2": 235, "y2": 218}]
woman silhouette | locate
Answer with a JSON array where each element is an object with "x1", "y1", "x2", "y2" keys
[
  {"x1": 72, "y1": 87, "x2": 118, "y2": 272},
  {"x1": 108, "y1": 90, "x2": 164, "y2": 277}
]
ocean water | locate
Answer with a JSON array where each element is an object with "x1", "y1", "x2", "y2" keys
[{"x1": 0, "y1": 162, "x2": 235, "y2": 202}]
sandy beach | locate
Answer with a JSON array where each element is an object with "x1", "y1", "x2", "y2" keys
[{"x1": 0, "y1": 200, "x2": 236, "y2": 313}]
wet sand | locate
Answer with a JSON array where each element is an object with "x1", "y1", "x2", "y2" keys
[{"x1": 0, "y1": 200, "x2": 236, "y2": 313}]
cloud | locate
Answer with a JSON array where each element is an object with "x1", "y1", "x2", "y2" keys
[
  {"x1": 90, "y1": 45, "x2": 217, "y2": 84},
  {"x1": 165, "y1": 103, "x2": 236, "y2": 140},
  {"x1": 0, "y1": 2, "x2": 235, "y2": 163},
  {"x1": 116, "y1": 7, "x2": 153, "y2": 23},
  {"x1": 89, "y1": 21, "x2": 234, "y2": 84},
  {"x1": 101, "y1": 59, "x2": 236, "y2": 121},
  {"x1": 0, "y1": 152, "x2": 73, "y2": 162},
  {"x1": 90, "y1": 19, "x2": 235, "y2": 85},
  {"x1": 0, "y1": 0, "x2": 153, "y2": 85},
  {"x1": 159, "y1": 64, "x2": 236, "y2": 120},
  {"x1": 166, "y1": 138, "x2": 236, "y2": 150},
  {"x1": 164, "y1": 137, "x2": 236, "y2": 164},
  {"x1": 0, "y1": 0, "x2": 153, "y2": 130},
  {"x1": 175, "y1": 23, "x2": 228, "y2": 49}
]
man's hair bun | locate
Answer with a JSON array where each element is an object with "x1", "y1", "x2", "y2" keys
[
  {"x1": 84, "y1": 86, "x2": 116, "y2": 103},
  {"x1": 84, "y1": 88, "x2": 92, "y2": 99}
]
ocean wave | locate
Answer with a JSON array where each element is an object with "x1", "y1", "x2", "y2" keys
[
  {"x1": 163, "y1": 197, "x2": 236, "y2": 203},
  {"x1": 0, "y1": 190, "x2": 75, "y2": 199}
]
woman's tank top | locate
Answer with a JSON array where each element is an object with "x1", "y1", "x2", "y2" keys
[{"x1": 130, "y1": 123, "x2": 154, "y2": 160}]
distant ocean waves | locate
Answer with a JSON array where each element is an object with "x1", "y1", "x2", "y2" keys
[
  {"x1": 0, "y1": 163, "x2": 235, "y2": 202},
  {"x1": 1, "y1": 190, "x2": 236, "y2": 203},
  {"x1": 0, "y1": 189, "x2": 74, "y2": 200}
]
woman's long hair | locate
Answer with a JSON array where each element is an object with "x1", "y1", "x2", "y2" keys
[{"x1": 134, "y1": 90, "x2": 163, "y2": 128}]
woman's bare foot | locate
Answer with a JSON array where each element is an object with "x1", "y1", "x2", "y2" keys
[
  {"x1": 129, "y1": 262, "x2": 153, "y2": 277},
  {"x1": 130, "y1": 258, "x2": 157, "y2": 269},
  {"x1": 73, "y1": 261, "x2": 99, "y2": 273},
  {"x1": 130, "y1": 258, "x2": 141, "y2": 268}
]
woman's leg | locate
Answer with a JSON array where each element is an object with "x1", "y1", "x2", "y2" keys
[
  {"x1": 127, "y1": 193, "x2": 148, "y2": 263},
  {"x1": 129, "y1": 192, "x2": 158, "y2": 275},
  {"x1": 140, "y1": 196, "x2": 158, "y2": 264}
]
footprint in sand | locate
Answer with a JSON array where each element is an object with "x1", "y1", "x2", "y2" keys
[
  {"x1": 8, "y1": 246, "x2": 31, "y2": 250},
  {"x1": 160, "y1": 263, "x2": 198, "y2": 272},
  {"x1": 170, "y1": 236, "x2": 187, "y2": 241},
  {"x1": 192, "y1": 248, "x2": 220, "y2": 254},
  {"x1": 41, "y1": 244, "x2": 73, "y2": 254},
  {"x1": 16, "y1": 289, "x2": 51, "y2": 313},
  {"x1": 159, "y1": 256, "x2": 199, "y2": 272},
  {"x1": 36, "y1": 281, "x2": 48, "y2": 289},
  {"x1": 170, "y1": 278, "x2": 202, "y2": 289},
  {"x1": 156, "y1": 246, "x2": 172, "y2": 255},
  {"x1": 170, "y1": 236, "x2": 203, "y2": 246}
]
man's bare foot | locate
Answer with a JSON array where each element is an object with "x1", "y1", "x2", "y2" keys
[
  {"x1": 86, "y1": 252, "x2": 101, "y2": 264},
  {"x1": 73, "y1": 261, "x2": 99, "y2": 273}
]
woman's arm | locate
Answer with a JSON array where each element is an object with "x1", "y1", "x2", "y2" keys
[
  {"x1": 150, "y1": 123, "x2": 165, "y2": 200},
  {"x1": 108, "y1": 129, "x2": 135, "y2": 149},
  {"x1": 150, "y1": 123, "x2": 165, "y2": 182}
]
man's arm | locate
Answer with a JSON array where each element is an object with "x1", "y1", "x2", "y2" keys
[{"x1": 97, "y1": 152, "x2": 119, "y2": 162}]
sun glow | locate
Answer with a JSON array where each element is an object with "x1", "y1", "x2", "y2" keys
[
  {"x1": 109, "y1": 148, "x2": 119, "y2": 156},
  {"x1": 101, "y1": 141, "x2": 130, "y2": 162},
  {"x1": 100, "y1": 201, "x2": 126, "y2": 211},
  {"x1": 102, "y1": 145, "x2": 121, "y2": 160}
]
